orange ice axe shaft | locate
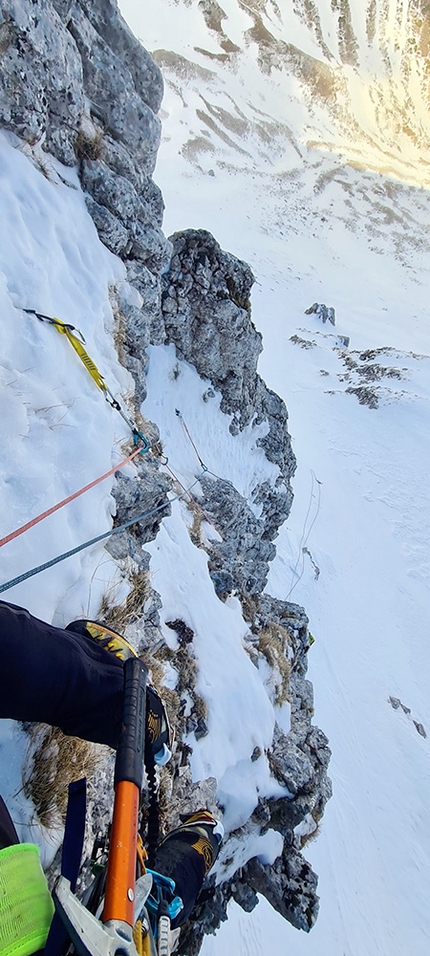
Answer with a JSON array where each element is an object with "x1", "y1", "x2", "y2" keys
[{"x1": 103, "y1": 658, "x2": 148, "y2": 926}]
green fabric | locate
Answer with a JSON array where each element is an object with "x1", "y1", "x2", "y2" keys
[{"x1": 0, "y1": 843, "x2": 54, "y2": 956}]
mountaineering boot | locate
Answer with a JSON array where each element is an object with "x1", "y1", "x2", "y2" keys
[
  {"x1": 153, "y1": 810, "x2": 224, "y2": 927},
  {"x1": 157, "y1": 810, "x2": 224, "y2": 869},
  {"x1": 65, "y1": 619, "x2": 137, "y2": 661},
  {"x1": 65, "y1": 619, "x2": 171, "y2": 766}
]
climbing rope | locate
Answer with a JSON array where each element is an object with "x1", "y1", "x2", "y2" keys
[
  {"x1": 0, "y1": 444, "x2": 147, "y2": 550},
  {"x1": 161, "y1": 456, "x2": 220, "y2": 536},
  {"x1": 0, "y1": 479, "x2": 203, "y2": 594},
  {"x1": 3, "y1": 317, "x2": 223, "y2": 586},
  {"x1": 175, "y1": 409, "x2": 207, "y2": 471},
  {"x1": 23, "y1": 309, "x2": 148, "y2": 446},
  {"x1": 175, "y1": 408, "x2": 237, "y2": 487}
]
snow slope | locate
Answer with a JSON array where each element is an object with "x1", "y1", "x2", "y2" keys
[
  {"x1": 0, "y1": 129, "x2": 287, "y2": 877},
  {"x1": 1, "y1": 0, "x2": 430, "y2": 951},
  {"x1": 142, "y1": 343, "x2": 289, "y2": 837},
  {"x1": 0, "y1": 131, "x2": 129, "y2": 626},
  {"x1": 115, "y1": 2, "x2": 430, "y2": 954},
  {"x1": 0, "y1": 129, "x2": 132, "y2": 854}
]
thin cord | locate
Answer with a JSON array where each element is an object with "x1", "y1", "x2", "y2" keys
[{"x1": 287, "y1": 471, "x2": 322, "y2": 599}]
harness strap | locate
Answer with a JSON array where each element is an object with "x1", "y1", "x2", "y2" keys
[{"x1": 44, "y1": 778, "x2": 87, "y2": 956}]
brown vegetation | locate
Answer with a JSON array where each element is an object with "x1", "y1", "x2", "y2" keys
[{"x1": 23, "y1": 724, "x2": 99, "y2": 827}]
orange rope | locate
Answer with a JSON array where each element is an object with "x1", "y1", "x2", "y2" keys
[{"x1": 0, "y1": 445, "x2": 145, "y2": 549}]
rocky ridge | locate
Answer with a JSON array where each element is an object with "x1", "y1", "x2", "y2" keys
[{"x1": 0, "y1": 0, "x2": 331, "y2": 948}]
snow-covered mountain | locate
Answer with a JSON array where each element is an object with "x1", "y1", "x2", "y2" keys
[
  {"x1": 116, "y1": 2, "x2": 430, "y2": 955},
  {"x1": 0, "y1": 0, "x2": 330, "y2": 950},
  {"x1": 1, "y1": 2, "x2": 429, "y2": 955},
  {"x1": 120, "y1": 0, "x2": 430, "y2": 355},
  {"x1": 137, "y1": 0, "x2": 430, "y2": 181}
]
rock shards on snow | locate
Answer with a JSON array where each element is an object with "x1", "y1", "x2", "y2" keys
[
  {"x1": 245, "y1": 848, "x2": 319, "y2": 932},
  {"x1": 305, "y1": 302, "x2": 336, "y2": 325}
]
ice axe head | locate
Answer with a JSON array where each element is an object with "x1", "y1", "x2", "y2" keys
[{"x1": 54, "y1": 874, "x2": 154, "y2": 956}]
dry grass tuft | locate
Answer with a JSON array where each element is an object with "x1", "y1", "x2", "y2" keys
[
  {"x1": 258, "y1": 623, "x2": 291, "y2": 706},
  {"x1": 109, "y1": 295, "x2": 128, "y2": 372},
  {"x1": 99, "y1": 568, "x2": 150, "y2": 632},
  {"x1": 240, "y1": 592, "x2": 259, "y2": 625},
  {"x1": 184, "y1": 498, "x2": 204, "y2": 546},
  {"x1": 76, "y1": 127, "x2": 103, "y2": 161},
  {"x1": 33, "y1": 156, "x2": 52, "y2": 181},
  {"x1": 298, "y1": 807, "x2": 324, "y2": 849},
  {"x1": 150, "y1": 636, "x2": 208, "y2": 745},
  {"x1": 147, "y1": 655, "x2": 181, "y2": 719},
  {"x1": 23, "y1": 724, "x2": 99, "y2": 827}
]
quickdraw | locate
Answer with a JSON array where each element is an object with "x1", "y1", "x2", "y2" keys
[{"x1": 23, "y1": 310, "x2": 149, "y2": 448}]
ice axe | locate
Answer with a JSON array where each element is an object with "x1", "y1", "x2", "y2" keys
[{"x1": 54, "y1": 657, "x2": 156, "y2": 956}]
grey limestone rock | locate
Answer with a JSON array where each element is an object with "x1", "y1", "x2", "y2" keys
[
  {"x1": 257, "y1": 593, "x2": 310, "y2": 672},
  {"x1": 110, "y1": 459, "x2": 172, "y2": 546},
  {"x1": 230, "y1": 882, "x2": 259, "y2": 912},
  {"x1": 50, "y1": 1, "x2": 74, "y2": 18},
  {"x1": 126, "y1": 261, "x2": 167, "y2": 346},
  {"x1": 84, "y1": 197, "x2": 131, "y2": 256},
  {"x1": 161, "y1": 230, "x2": 296, "y2": 588},
  {"x1": 232, "y1": 589, "x2": 332, "y2": 909},
  {"x1": 251, "y1": 478, "x2": 292, "y2": 542},
  {"x1": 162, "y1": 230, "x2": 260, "y2": 419},
  {"x1": 244, "y1": 847, "x2": 320, "y2": 932},
  {"x1": 67, "y1": 1, "x2": 161, "y2": 175},
  {"x1": 97, "y1": 134, "x2": 143, "y2": 190},
  {"x1": 80, "y1": 160, "x2": 149, "y2": 223},
  {"x1": 0, "y1": 0, "x2": 169, "y2": 302},
  {"x1": 130, "y1": 219, "x2": 171, "y2": 273},
  {"x1": 253, "y1": 377, "x2": 296, "y2": 476},
  {"x1": 266, "y1": 721, "x2": 332, "y2": 835},
  {"x1": 177, "y1": 885, "x2": 229, "y2": 956},
  {"x1": 305, "y1": 302, "x2": 336, "y2": 325},
  {"x1": 80, "y1": 158, "x2": 170, "y2": 269},
  {"x1": 0, "y1": 0, "x2": 84, "y2": 164},
  {"x1": 266, "y1": 793, "x2": 306, "y2": 832},
  {"x1": 166, "y1": 767, "x2": 219, "y2": 830},
  {"x1": 76, "y1": 0, "x2": 164, "y2": 114},
  {"x1": 270, "y1": 724, "x2": 315, "y2": 796},
  {"x1": 162, "y1": 230, "x2": 296, "y2": 483},
  {"x1": 198, "y1": 474, "x2": 276, "y2": 596}
]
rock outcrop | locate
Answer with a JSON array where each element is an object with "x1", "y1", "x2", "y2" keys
[
  {"x1": 0, "y1": 1, "x2": 331, "y2": 948},
  {"x1": 0, "y1": 0, "x2": 170, "y2": 390},
  {"x1": 162, "y1": 230, "x2": 295, "y2": 467}
]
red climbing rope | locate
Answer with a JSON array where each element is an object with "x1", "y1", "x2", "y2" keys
[{"x1": 0, "y1": 444, "x2": 146, "y2": 549}]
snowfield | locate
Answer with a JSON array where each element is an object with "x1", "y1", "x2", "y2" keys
[
  {"x1": 117, "y1": 1, "x2": 430, "y2": 954},
  {"x1": 1, "y1": 0, "x2": 430, "y2": 952},
  {"x1": 0, "y1": 131, "x2": 289, "y2": 880}
]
